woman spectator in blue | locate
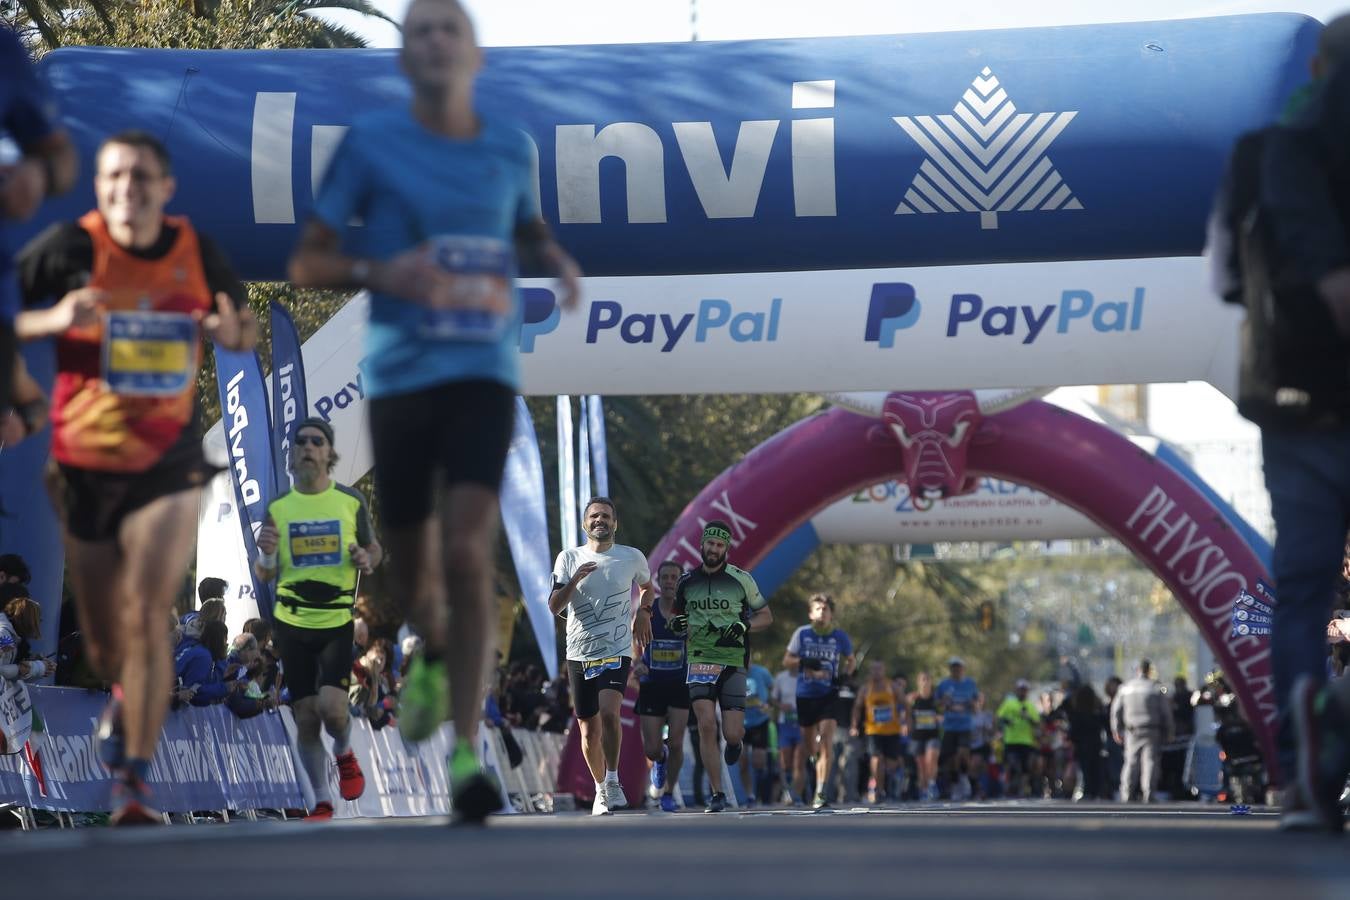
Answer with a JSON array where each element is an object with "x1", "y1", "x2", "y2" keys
[{"x1": 172, "y1": 613, "x2": 230, "y2": 707}]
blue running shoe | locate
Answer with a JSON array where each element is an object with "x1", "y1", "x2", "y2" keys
[
  {"x1": 659, "y1": 793, "x2": 678, "y2": 813},
  {"x1": 650, "y1": 748, "x2": 668, "y2": 791}
]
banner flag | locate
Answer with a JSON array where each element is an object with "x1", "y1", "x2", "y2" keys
[
  {"x1": 586, "y1": 395, "x2": 609, "y2": 496},
  {"x1": 501, "y1": 399, "x2": 559, "y2": 678},
  {"x1": 268, "y1": 301, "x2": 308, "y2": 492},
  {"x1": 213, "y1": 344, "x2": 277, "y2": 618},
  {"x1": 578, "y1": 394, "x2": 592, "y2": 503},
  {"x1": 556, "y1": 395, "x2": 577, "y2": 550}
]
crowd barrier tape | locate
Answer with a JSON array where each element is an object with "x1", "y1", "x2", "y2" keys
[{"x1": 0, "y1": 686, "x2": 302, "y2": 813}]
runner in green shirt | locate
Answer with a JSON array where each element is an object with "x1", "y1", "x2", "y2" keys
[
  {"x1": 670, "y1": 520, "x2": 773, "y2": 812},
  {"x1": 996, "y1": 679, "x2": 1040, "y2": 798}
]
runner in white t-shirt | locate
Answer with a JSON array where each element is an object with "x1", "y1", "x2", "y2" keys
[{"x1": 549, "y1": 496, "x2": 655, "y2": 815}]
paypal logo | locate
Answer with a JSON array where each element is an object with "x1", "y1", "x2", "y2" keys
[
  {"x1": 519, "y1": 288, "x2": 560, "y2": 353},
  {"x1": 587, "y1": 298, "x2": 781, "y2": 351},
  {"x1": 946, "y1": 288, "x2": 1144, "y2": 345},
  {"x1": 864, "y1": 282, "x2": 922, "y2": 348}
]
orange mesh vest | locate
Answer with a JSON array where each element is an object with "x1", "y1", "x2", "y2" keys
[{"x1": 51, "y1": 211, "x2": 212, "y2": 472}]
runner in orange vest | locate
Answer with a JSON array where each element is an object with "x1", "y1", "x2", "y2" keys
[{"x1": 15, "y1": 130, "x2": 256, "y2": 825}]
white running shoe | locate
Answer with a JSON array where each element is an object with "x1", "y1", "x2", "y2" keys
[
  {"x1": 592, "y1": 791, "x2": 610, "y2": 816},
  {"x1": 604, "y1": 780, "x2": 629, "y2": 811}
]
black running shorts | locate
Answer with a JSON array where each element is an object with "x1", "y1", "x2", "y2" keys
[
  {"x1": 568, "y1": 656, "x2": 631, "y2": 721},
  {"x1": 688, "y1": 665, "x2": 747, "y2": 711},
  {"x1": 744, "y1": 721, "x2": 771, "y2": 750},
  {"x1": 796, "y1": 692, "x2": 838, "y2": 728},
  {"x1": 637, "y1": 678, "x2": 690, "y2": 717},
  {"x1": 367, "y1": 379, "x2": 515, "y2": 528},
  {"x1": 273, "y1": 618, "x2": 355, "y2": 702},
  {"x1": 55, "y1": 454, "x2": 211, "y2": 543},
  {"x1": 867, "y1": 733, "x2": 903, "y2": 759}
]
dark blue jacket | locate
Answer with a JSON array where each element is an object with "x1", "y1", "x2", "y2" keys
[{"x1": 173, "y1": 636, "x2": 228, "y2": 705}]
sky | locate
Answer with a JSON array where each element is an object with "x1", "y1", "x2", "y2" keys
[{"x1": 324, "y1": 0, "x2": 1343, "y2": 522}]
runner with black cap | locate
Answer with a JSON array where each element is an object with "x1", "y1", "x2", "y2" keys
[
  {"x1": 670, "y1": 520, "x2": 773, "y2": 813},
  {"x1": 255, "y1": 417, "x2": 382, "y2": 821}
]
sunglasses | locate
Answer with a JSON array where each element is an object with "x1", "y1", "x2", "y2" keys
[{"x1": 294, "y1": 434, "x2": 328, "y2": 447}]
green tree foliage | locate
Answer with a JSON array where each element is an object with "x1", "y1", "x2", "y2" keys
[{"x1": 4, "y1": 0, "x2": 395, "y2": 51}]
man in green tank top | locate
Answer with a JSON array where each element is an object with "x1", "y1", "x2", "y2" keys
[{"x1": 255, "y1": 417, "x2": 383, "y2": 820}]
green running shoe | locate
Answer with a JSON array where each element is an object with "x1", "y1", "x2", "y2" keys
[
  {"x1": 449, "y1": 739, "x2": 503, "y2": 825},
  {"x1": 400, "y1": 656, "x2": 448, "y2": 742}
]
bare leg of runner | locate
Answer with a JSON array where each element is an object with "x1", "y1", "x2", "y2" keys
[
  {"x1": 579, "y1": 714, "x2": 607, "y2": 784},
  {"x1": 116, "y1": 491, "x2": 197, "y2": 762},
  {"x1": 440, "y1": 484, "x2": 498, "y2": 744}
]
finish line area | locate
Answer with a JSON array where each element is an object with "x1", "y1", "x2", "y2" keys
[{"x1": 5, "y1": 804, "x2": 1343, "y2": 899}]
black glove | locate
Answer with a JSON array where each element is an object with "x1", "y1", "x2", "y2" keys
[
  {"x1": 669, "y1": 614, "x2": 689, "y2": 634},
  {"x1": 802, "y1": 658, "x2": 824, "y2": 672},
  {"x1": 720, "y1": 621, "x2": 748, "y2": 643}
]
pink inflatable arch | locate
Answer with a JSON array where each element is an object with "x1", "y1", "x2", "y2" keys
[{"x1": 651, "y1": 394, "x2": 1278, "y2": 775}]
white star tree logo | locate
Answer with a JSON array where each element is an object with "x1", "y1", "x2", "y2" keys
[{"x1": 894, "y1": 67, "x2": 1081, "y2": 230}]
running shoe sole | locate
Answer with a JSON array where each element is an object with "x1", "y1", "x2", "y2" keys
[
  {"x1": 109, "y1": 800, "x2": 160, "y2": 826},
  {"x1": 303, "y1": 802, "x2": 335, "y2": 822},
  {"x1": 452, "y1": 772, "x2": 504, "y2": 825}
]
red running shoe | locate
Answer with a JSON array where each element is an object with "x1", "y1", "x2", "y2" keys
[
  {"x1": 303, "y1": 801, "x2": 335, "y2": 821},
  {"x1": 336, "y1": 750, "x2": 365, "y2": 801},
  {"x1": 109, "y1": 775, "x2": 160, "y2": 826}
]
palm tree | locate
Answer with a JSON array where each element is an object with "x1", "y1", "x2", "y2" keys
[
  {"x1": 2, "y1": 1, "x2": 116, "y2": 50},
  {"x1": 186, "y1": 0, "x2": 398, "y2": 48},
  {"x1": 3, "y1": 0, "x2": 397, "y2": 50}
]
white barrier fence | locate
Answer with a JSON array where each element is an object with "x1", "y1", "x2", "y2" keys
[{"x1": 288, "y1": 708, "x2": 568, "y2": 817}]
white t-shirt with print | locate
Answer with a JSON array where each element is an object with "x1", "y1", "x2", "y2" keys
[{"x1": 553, "y1": 544, "x2": 651, "y2": 663}]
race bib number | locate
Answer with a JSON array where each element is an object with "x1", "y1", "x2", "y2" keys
[
  {"x1": 914, "y1": 709, "x2": 938, "y2": 730},
  {"x1": 0, "y1": 679, "x2": 34, "y2": 756},
  {"x1": 289, "y1": 520, "x2": 342, "y2": 568},
  {"x1": 102, "y1": 311, "x2": 195, "y2": 396},
  {"x1": 583, "y1": 657, "x2": 623, "y2": 680},
  {"x1": 687, "y1": 662, "x2": 724, "y2": 685},
  {"x1": 648, "y1": 640, "x2": 684, "y2": 672},
  {"x1": 871, "y1": 705, "x2": 894, "y2": 725},
  {"x1": 417, "y1": 235, "x2": 514, "y2": 342}
]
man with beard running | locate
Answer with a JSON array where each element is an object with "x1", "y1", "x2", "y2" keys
[
  {"x1": 550, "y1": 497, "x2": 655, "y2": 815},
  {"x1": 634, "y1": 560, "x2": 689, "y2": 812},
  {"x1": 255, "y1": 418, "x2": 382, "y2": 820},
  {"x1": 670, "y1": 521, "x2": 773, "y2": 812}
]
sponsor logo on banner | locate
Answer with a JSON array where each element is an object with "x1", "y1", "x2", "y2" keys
[
  {"x1": 520, "y1": 288, "x2": 560, "y2": 352},
  {"x1": 945, "y1": 288, "x2": 1144, "y2": 344},
  {"x1": 864, "y1": 283, "x2": 922, "y2": 348},
  {"x1": 585, "y1": 297, "x2": 781, "y2": 351},
  {"x1": 894, "y1": 67, "x2": 1081, "y2": 230},
  {"x1": 850, "y1": 477, "x2": 1048, "y2": 512},
  {"x1": 312, "y1": 371, "x2": 365, "y2": 421},
  {"x1": 1125, "y1": 485, "x2": 1277, "y2": 727},
  {"x1": 864, "y1": 286, "x2": 1146, "y2": 347},
  {"x1": 224, "y1": 369, "x2": 265, "y2": 520}
]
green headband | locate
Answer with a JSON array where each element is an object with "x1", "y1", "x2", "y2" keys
[{"x1": 703, "y1": 525, "x2": 733, "y2": 544}]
